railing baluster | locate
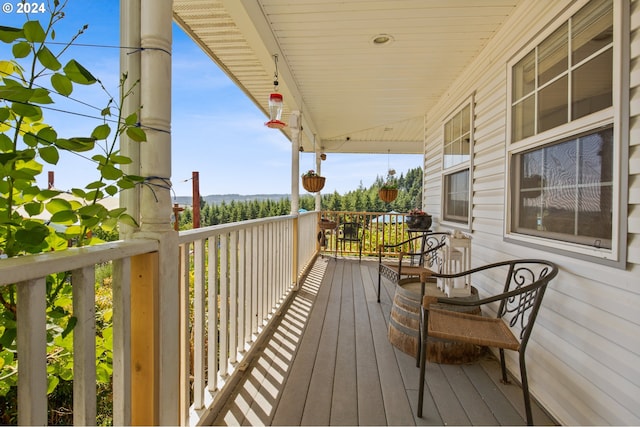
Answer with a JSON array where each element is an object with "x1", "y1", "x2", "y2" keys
[
  {"x1": 238, "y1": 228, "x2": 247, "y2": 353},
  {"x1": 251, "y1": 226, "x2": 259, "y2": 336},
  {"x1": 178, "y1": 243, "x2": 191, "y2": 423},
  {"x1": 229, "y1": 231, "x2": 238, "y2": 364},
  {"x1": 112, "y1": 257, "x2": 132, "y2": 427},
  {"x1": 193, "y1": 239, "x2": 206, "y2": 409},
  {"x1": 219, "y1": 234, "x2": 229, "y2": 376},
  {"x1": 72, "y1": 266, "x2": 97, "y2": 425},
  {"x1": 17, "y1": 278, "x2": 47, "y2": 426},
  {"x1": 207, "y1": 235, "x2": 219, "y2": 392}
]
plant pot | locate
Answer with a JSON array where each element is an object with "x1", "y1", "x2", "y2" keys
[
  {"x1": 406, "y1": 214, "x2": 432, "y2": 230},
  {"x1": 379, "y1": 188, "x2": 398, "y2": 203},
  {"x1": 302, "y1": 175, "x2": 326, "y2": 192}
]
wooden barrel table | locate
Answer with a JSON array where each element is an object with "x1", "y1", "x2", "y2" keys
[{"x1": 388, "y1": 278, "x2": 484, "y2": 364}]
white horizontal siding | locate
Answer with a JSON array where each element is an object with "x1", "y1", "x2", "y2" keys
[{"x1": 423, "y1": 0, "x2": 640, "y2": 424}]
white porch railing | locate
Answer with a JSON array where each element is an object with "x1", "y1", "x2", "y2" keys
[
  {"x1": 0, "y1": 239, "x2": 159, "y2": 425},
  {"x1": 176, "y1": 211, "x2": 318, "y2": 425},
  {"x1": 0, "y1": 212, "x2": 318, "y2": 425}
]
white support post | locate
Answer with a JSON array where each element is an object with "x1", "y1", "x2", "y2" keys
[
  {"x1": 137, "y1": 1, "x2": 180, "y2": 424},
  {"x1": 119, "y1": 0, "x2": 141, "y2": 238},
  {"x1": 290, "y1": 110, "x2": 301, "y2": 215},
  {"x1": 315, "y1": 151, "x2": 322, "y2": 211}
]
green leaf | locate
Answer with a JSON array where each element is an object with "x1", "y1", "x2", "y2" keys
[
  {"x1": 0, "y1": 327, "x2": 16, "y2": 348},
  {"x1": 126, "y1": 126, "x2": 147, "y2": 142},
  {"x1": 56, "y1": 137, "x2": 95, "y2": 152},
  {"x1": 0, "y1": 26, "x2": 23, "y2": 43},
  {"x1": 36, "y1": 189, "x2": 60, "y2": 200},
  {"x1": 61, "y1": 316, "x2": 77, "y2": 339},
  {"x1": 101, "y1": 107, "x2": 112, "y2": 117},
  {"x1": 24, "y1": 201, "x2": 43, "y2": 216},
  {"x1": 85, "y1": 180, "x2": 105, "y2": 190},
  {"x1": 78, "y1": 204, "x2": 106, "y2": 218},
  {"x1": 11, "y1": 102, "x2": 41, "y2": 120},
  {"x1": 63, "y1": 59, "x2": 96, "y2": 85},
  {"x1": 50, "y1": 210, "x2": 77, "y2": 224},
  {"x1": 70, "y1": 188, "x2": 86, "y2": 198},
  {"x1": 23, "y1": 21, "x2": 46, "y2": 43},
  {"x1": 0, "y1": 133, "x2": 12, "y2": 151},
  {"x1": 100, "y1": 164, "x2": 122, "y2": 180},
  {"x1": 47, "y1": 375, "x2": 59, "y2": 395},
  {"x1": 29, "y1": 88, "x2": 53, "y2": 104},
  {"x1": 118, "y1": 213, "x2": 138, "y2": 228},
  {"x1": 109, "y1": 207, "x2": 127, "y2": 217},
  {"x1": 64, "y1": 225, "x2": 83, "y2": 236},
  {"x1": 91, "y1": 123, "x2": 110, "y2": 140},
  {"x1": 37, "y1": 127, "x2": 57, "y2": 145},
  {"x1": 12, "y1": 41, "x2": 31, "y2": 58},
  {"x1": 117, "y1": 177, "x2": 136, "y2": 189},
  {"x1": 80, "y1": 216, "x2": 100, "y2": 229},
  {"x1": 39, "y1": 146, "x2": 59, "y2": 164},
  {"x1": 110, "y1": 155, "x2": 132, "y2": 165},
  {"x1": 124, "y1": 113, "x2": 138, "y2": 125},
  {"x1": 23, "y1": 132, "x2": 38, "y2": 147},
  {"x1": 51, "y1": 73, "x2": 72, "y2": 96},
  {"x1": 15, "y1": 226, "x2": 49, "y2": 246},
  {"x1": 46, "y1": 198, "x2": 72, "y2": 213},
  {"x1": 105, "y1": 185, "x2": 118, "y2": 196},
  {"x1": 37, "y1": 46, "x2": 61, "y2": 71},
  {"x1": 0, "y1": 85, "x2": 33, "y2": 102}
]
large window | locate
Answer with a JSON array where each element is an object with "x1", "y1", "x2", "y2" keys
[
  {"x1": 512, "y1": 127, "x2": 613, "y2": 248},
  {"x1": 507, "y1": 0, "x2": 625, "y2": 262},
  {"x1": 443, "y1": 102, "x2": 472, "y2": 225}
]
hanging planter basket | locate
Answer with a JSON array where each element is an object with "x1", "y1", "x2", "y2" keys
[
  {"x1": 379, "y1": 188, "x2": 398, "y2": 203},
  {"x1": 302, "y1": 175, "x2": 326, "y2": 193}
]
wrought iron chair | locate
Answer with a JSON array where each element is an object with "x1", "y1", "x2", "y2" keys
[
  {"x1": 377, "y1": 232, "x2": 449, "y2": 303},
  {"x1": 417, "y1": 259, "x2": 559, "y2": 426},
  {"x1": 337, "y1": 222, "x2": 364, "y2": 261}
]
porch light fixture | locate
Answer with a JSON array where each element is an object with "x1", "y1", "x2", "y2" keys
[
  {"x1": 265, "y1": 54, "x2": 286, "y2": 129},
  {"x1": 372, "y1": 33, "x2": 394, "y2": 46}
]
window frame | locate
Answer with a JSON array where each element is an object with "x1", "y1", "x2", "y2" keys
[
  {"x1": 504, "y1": 0, "x2": 628, "y2": 267},
  {"x1": 441, "y1": 95, "x2": 474, "y2": 229}
]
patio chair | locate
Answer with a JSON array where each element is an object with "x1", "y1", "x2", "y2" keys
[
  {"x1": 377, "y1": 232, "x2": 449, "y2": 303},
  {"x1": 417, "y1": 259, "x2": 559, "y2": 426},
  {"x1": 337, "y1": 222, "x2": 364, "y2": 261}
]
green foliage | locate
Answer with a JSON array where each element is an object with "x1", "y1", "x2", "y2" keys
[
  {"x1": 177, "y1": 167, "x2": 423, "y2": 229},
  {"x1": 0, "y1": 3, "x2": 145, "y2": 423}
]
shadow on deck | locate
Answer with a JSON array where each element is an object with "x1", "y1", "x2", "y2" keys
[{"x1": 211, "y1": 257, "x2": 556, "y2": 426}]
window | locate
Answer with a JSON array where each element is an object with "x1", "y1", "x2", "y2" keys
[
  {"x1": 507, "y1": 0, "x2": 625, "y2": 263},
  {"x1": 512, "y1": 127, "x2": 613, "y2": 248},
  {"x1": 442, "y1": 102, "x2": 472, "y2": 225}
]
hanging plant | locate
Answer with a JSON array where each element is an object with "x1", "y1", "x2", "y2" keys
[
  {"x1": 302, "y1": 170, "x2": 325, "y2": 192},
  {"x1": 379, "y1": 164, "x2": 398, "y2": 203},
  {"x1": 379, "y1": 183, "x2": 398, "y2": 203}
]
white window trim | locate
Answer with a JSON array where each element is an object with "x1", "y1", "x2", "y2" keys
[
  {"x1": 440, "y1": 94, "x2": 474, "y2": 230},
  {"x1": 504, "y1": 0, "x2": 629, "y2": 267}
]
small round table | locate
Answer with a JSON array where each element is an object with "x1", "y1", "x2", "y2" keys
[{"x1": 388, "y1": 279, "x2": 483, "y2": 364}]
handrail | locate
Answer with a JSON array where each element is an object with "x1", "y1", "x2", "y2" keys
[{"x1": 0, "y1": 239, "x2": 159, "y2": 286}]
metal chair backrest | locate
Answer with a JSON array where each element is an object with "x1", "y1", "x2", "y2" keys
[{"x1": 494, "y1": 259, "x2": 558, "y2": 348}]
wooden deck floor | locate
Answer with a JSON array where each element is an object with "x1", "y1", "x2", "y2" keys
[{"x1": 211, "y1": 257, "x2": 556, "y2": 426}]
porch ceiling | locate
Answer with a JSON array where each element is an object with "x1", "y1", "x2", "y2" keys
[{"x1": 172, "y1": 0, "x2": 522, "y2": 154}]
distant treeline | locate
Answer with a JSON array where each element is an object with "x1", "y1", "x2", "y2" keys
[{"x1": 178, "y1": 167, "x2": 423, "y2": 229}]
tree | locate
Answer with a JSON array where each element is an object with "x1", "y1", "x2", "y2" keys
[{"x1": 0, "y1": 4, "x2": 145, "y2": 422}]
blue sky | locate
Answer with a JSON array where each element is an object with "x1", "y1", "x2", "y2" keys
[{"x1": 2, "y1": 1, "x2": 422, "y2": 196}]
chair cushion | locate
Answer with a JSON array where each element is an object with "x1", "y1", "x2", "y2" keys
[
  {"x1": 426, "y1": 308, "x2": 520, "y2": 351},
  {"x1": 382, "y1": 263, "x2": 433, "y2": 282}
]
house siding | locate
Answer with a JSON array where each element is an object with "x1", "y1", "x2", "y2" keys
[{"x1": 424, "y1": 1, "x2": 640, "y2": 425}]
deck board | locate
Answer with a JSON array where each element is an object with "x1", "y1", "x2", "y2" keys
[{"x1": 211, "y1": 257, "x2": 556, "y2": 426}]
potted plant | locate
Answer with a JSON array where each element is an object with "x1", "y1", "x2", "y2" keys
[
  {"x1": 406, "y1": 208, "x2": 432, "y2": 230},
  {"x1": 302, "y1": 170, "x2": 326, "y2": 192},
  {"x1": 378, "y1": 178, "x2": 398, "y2": 203}
]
